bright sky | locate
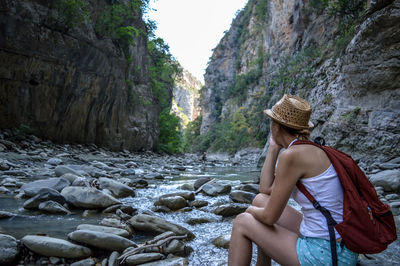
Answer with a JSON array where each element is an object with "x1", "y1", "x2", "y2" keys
[{"x1": 147, "y1": 0, "x2": 248, "y2": 83}]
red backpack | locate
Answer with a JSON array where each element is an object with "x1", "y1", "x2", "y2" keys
[{"x1": 293, "y1": 140, "x2": 397, "y2": 265}]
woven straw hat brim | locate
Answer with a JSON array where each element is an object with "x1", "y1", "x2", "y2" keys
[{"x1": 264, "y1": 109, "x2": 314, "y2": 129}]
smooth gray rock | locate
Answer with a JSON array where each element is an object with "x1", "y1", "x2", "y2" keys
[
  {"x1": 21, "y1": 177, "x2": 70, "y2": 197},
  {"x1": 180, "y1": 183, "x2": 194, "y2": 191},
  {"x1": 0, "y1": 211, "x2": 16, "y2": 219},
  {"x1": 202, "y1": 182, "x2": 231, "y2": 196},
  {"x1": 0, "y1": 234, "x2": 19, "y2": 265},
  {"x1": 156, "y1": 196, "x2": 187, "y2": 211},
  {"x1": 47, "y1": 158, "x2": 63, "y2": 166},
  {"x1": 160, "y1": 191, "x2": 195, "y2": 201},
  {"x1": 99, "y1": 177, "x2": 135, "y2": 198},
  {"x1": 229, "y1": 190, "x2": 256, "y2": 204},
  {"x1": 76, "y1": 224, "x2": 130, "y2": 238},
  {"x1": 68, "y1": 230, "x2": 137, "y2": 252},
  {"x1": 190, "y1": 200, "x2": 208, "y2": 208},
  {"x1": 100, "y1": 218, "x2": 133, "y2": 234},
  {"x1": 70, "y1": 258, "x2": 95, "y2": 266},
  {"x1": 380, "y1": 163, "x2": 400, "y2": 170},
  {"x1": 39, "y1": 200, "x2": 71, "y2": 214},
  {"x1": 194, "y1": 177, "x2": 211, "y2": 190},
  {"x1": 72, "y1": 176, "x2": 90, "y2": 187},
  {"x1": 55, "y1": 165, "x2": 81, "y2": 177},
  {"x1": 238, "y1": 184, "x2": 259, "y2": 194},
  {"x1": 108, "y1": 251, "x2": 119, "y2": 266},
  {"x1": 139, "y1": 256, "x2": 188, "y2": 266},
  {"x1": 128, "y1": 214, "x2": 195, "y2": 240},
  {"x1": 186, "y1": 217, "x2": 214, "y2": 225},
  {"x1": 23, "y1": 189, "x2": 66, "y2": 209},
  {"x1": 125, "y1": 253, "x2": 164, "y2": 265},
  {"x1": 369, "y1": 170, "x2": 400, "y2": 192},
  {"x1": 212, "y1": 234, "x2": 231, "y2": 249},
  {"x1": 22, "y1": 235, "x2": 92, "y2": 258},
  {"x1": 213, "y1": 204, "x2": 248, "y2": 217},
  {"x1": 61, "y1": 186, "x2": 120, "y2": 209},
  {"x1": 61, "y1": 173, "x2": 81, "y2": 183}
]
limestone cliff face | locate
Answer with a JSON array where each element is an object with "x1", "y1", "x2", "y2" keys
[
  {"x1": 171, "y1": 69, "x2": 202, "y2": 127},
  {"x1": 201, "y1": 0, "x2": 400, "y2": 165},
  {"x1": 0, "y1": 0, "x2": 159, "y2": 151}
]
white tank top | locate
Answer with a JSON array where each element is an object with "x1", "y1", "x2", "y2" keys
[{"x1": 291, "y1": 148, "x2": 344, "y2": 240}]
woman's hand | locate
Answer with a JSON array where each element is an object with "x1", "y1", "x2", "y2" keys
[{"x1": 268, "y1": 134, "x2": 283, "y2": 150}]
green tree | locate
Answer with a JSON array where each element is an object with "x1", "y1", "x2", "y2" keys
[{"x1": 158, "y1": 109, "x2": 183, "y2": 154}]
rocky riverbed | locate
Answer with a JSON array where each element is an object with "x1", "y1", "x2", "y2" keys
[{"x1": 0, "y1": 130, "x2": 399, "y2": 265}]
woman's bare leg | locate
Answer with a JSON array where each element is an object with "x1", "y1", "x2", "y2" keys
[
  {"x1": 228, "y1": 212, "x2": 300, "y2": 266},
  {"x1": 251, "y1": 193, "x2": 302, "y2": 265}
]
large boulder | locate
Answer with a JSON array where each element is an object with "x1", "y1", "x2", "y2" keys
[
  {"x1": 22, "y1": 235, "x2": 92, "y2": 259},
  {"x1": 369, "y1": 170, "x2": 400, "y2": 192},
  {"x1": 23, "y1": 189, "x2": 66, "y2": 209},
  {"x1": 194, "y1": 177, "x2": 211, "y2": 190},
  {"x1": 61, "y1": 186, "x2": 120, "y2": 209},
  {"x1": 76, "y1": 224, "x2": 130, "y2": 238},
  {"x1": 159, "y1": 191, "x2": 195, "y2": 201},
  {"x1": 68, "y1": 230, "x2": 136, "y2": 252},
  {"x1": 99, "y1": 177, "x2": 135, "y2": 198},
  {"x1": 0, "y1": 234, "x2": 19, "y2": 265},
  {"x1": 128, "y1": 214, "x2": 195, "y2": 240},
  {"x1": 21, "y1": 178, "x2": 70, "y2": 197}
]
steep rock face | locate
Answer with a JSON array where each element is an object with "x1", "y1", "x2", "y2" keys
[
  {"x1": 171, "y1": 69, "x2": 202, "y2": 126},
  {"x1": 201, "y1": 0, "x2": 400, "y2": 165},
  {"x1": 0, "y1": 0, "x2": 158, "y2": 151}
]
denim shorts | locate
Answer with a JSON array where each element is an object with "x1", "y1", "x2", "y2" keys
[{"x1": 296, "y1": 235, "x2": 358, "y2": 265}]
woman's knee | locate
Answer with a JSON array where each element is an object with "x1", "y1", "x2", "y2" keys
[
  {"x1": 233, "y1": 212, "x2": 254, "y2": 233},
  {"x1": 252, "y1": 193, "x2": 270, "y2": 207}
]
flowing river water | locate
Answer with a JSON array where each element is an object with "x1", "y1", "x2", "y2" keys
[{"x1": 0, "y1": 146, "x2": 399, "y2": 265}]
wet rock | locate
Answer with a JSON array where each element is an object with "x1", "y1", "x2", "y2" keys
[
  {"x1": 212, "y1": 234, "x2": 230, "y2": 249},
  {"x1": 100, "y1": 218, "x2": 133, "y2": 234},
  {"x1": 0, "y1": 211, "x2": 16, "y2": 219},
  {"x1": 82, "y1": 210, "x2": 99, "y2": 217},
  {"x1": 122, "y1": 178, "x2": 148, "y2": 188},
  {"x1": 61, "y1": 173, "x2": 81, "y2": 183},
  {"x1": 238, "y1": 184, "x2": 259, "y2": 194},
  {"x1": 369, "y1": 170, "x2": 400, "y2": 192},
  {"x1": 0, "y1": 186, "x2": 10, "y2": 194},
  {"x1": 72, "y1": 176, "x2": 90, "y2": 187},
  {"x1": 76, "y1": 224, "x2": 130, "y2": 238},
  {"x1": 190, "y1": 200, "x2": 208, "y2": 208},
  {"x1": 380, "y1": 163, "x2": 400, "y2": 170},
  {"x1": 21, "y1": 177, "x2": 70, "y2": 197},
  {"x1": 0, "y1": 159, "x2": 10, "y2": 170},
  {"x1": 160, "y1": 191, "x2": 195, "y2": 201},
  {"x1": 22, "y1": 235, "x2": 92, "y2": 258},
  {"x1": 68, "y1": 230, "x2": 137, "y2": 252},
  {"x1": 3, "y1": 170, "x2": 27, "y2": 176},
  {"x1": 155, "y1": 196, "x2": 187, "y2": 211},
  {"x1": 153, "y1": 206, "x2": 172, "y2": 213},
  {"x1": 128, "y1": 214, "x2": 195, "y2": 240},
  {"x1": 120, "y1": 169, "x2": 137, "y2": 176},
  {"x1": 61, "y1": 186, "x2": 120, "y2": 209},
  {"x1": 70, "y1": 258, "x2": 96, "y2": 266},
  {"x1": 102, "y1": 204, "x2": 123, "y2": 214},
  {"x1": 213, "y1": 204, "x2": 248, "y2": 217},
  {"x1": 23, "y1": 189, "x2": 66, "y2": 209},
  {"x1": 55, "y1": 165, "x2": 82, "y2": 177},
  {"x1": 202, "y1": 182, "x2": 231, "y2": 196},
  {"x1": 144, "y1": 173, "x2": 164, "y2": 179},
  {"x1": 99, "y1": 177, "x2": 135, "y2": 198},
  {"x1": 139, "y1": 256, "x2": 188, "y2": 266},
  {"x1": 186, "y1": 217, "x2": 215, "y2": 225},
  {"x1": 388, "y1": 157, "x2": 400, "y2": 164},
  {"x1": 389, "y1": 201, "x2": 400, "y2": 216},
  {"x1": 39, "y1": 200, "x2": 71, "y2": 214},
  {"x1": 164, "y1": 239, "x2": 193, "y2": 256},
  {"x1": 0, "y1": 234, "x2": 19, "y2": 265},
  {"x1": 194, "y1": 177, "x2": 211, "y2": 190},
  {"x1": 229, "y1": 190, "x2": 256, "y2": 204},
  {"x1": 386, "y1": 194, "x2": 400, "y2": 201},
  {"x1": 46, "y1": 158, "x2": 63, "y2": 166},
  {"x1": 108, "y1": 251, "x2": 119, "y2": 266},
  {"x1": 125, "y1": 253, "x2": 164, "y2": 265},
  {"x1": 180, "y1": 183, "x2": 194, "y2": 191}
]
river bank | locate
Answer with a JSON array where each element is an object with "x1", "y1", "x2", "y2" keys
[{"x1": 0, "y1": 130, "x2": 399, "y2": 265}]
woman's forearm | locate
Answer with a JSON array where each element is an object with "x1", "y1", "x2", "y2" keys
[{"x1": 259, "y1": 145, "x2": 281, "y2": 194}]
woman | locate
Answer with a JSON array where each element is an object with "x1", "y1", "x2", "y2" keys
[{"x1": 228, "y1": 94, "x2": 358, "y2": 265}]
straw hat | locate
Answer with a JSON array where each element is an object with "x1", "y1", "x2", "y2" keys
[{"x1": 263, "y1": 94, "x2": 314, "y2": 129}]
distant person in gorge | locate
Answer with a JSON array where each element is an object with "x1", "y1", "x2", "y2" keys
[
  {"x1": 228, "y1": 94, "x2": 358, "y2": 265},
  {"x1": 202, "y1": 151, "x2": 207, "y2": 162}
]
